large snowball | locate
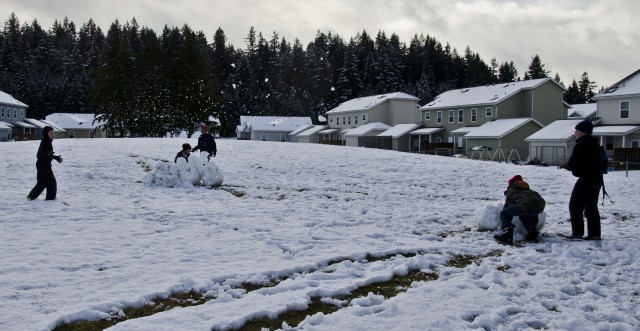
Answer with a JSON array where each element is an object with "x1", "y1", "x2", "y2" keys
[{"x1": 475, "y1": 201, "x2": 546, "y2": 240}]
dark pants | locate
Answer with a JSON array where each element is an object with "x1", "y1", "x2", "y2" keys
[
  {"x1": 500, "y1": 205, "x2": 539, "y2": 230},
  {"x1": 28, "y1": 164, "x2": 57, "y2": 200},
  {"x1": 569, "y1": 177, "x2": 602, "y2": 237}
]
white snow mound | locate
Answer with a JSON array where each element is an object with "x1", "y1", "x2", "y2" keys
[
  {"x1": 143, "y1": 153, "x2": 223, "y2": 187},
  {"x1": 475, "y1": 201, "x2": 546, "y2": 240}
]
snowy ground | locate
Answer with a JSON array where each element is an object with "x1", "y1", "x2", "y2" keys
[{"x1": 1, "y1": 138, "x2": 639, "y2": 331}]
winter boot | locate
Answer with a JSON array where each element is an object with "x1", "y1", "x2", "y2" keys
[
  {"x1": 494, "y1": 227, "x2": 514, "y2": 244},
  {"x1": 525, "y1": 227, "x2": 539, "y2": 243}
]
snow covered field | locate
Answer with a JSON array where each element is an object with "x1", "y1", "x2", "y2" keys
[{"x1": 1, "y1": 138, "x2": 639, "y2": 331}]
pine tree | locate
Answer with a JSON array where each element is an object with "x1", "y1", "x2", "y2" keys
[
  {"x1": 578, "y1": 72, "x2": 596, "y2": 103},
  {"x1": 525, "y1": 54, "x2": 549, "y2": 80}
]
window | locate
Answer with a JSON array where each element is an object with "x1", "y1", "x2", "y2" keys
[
  {"x1": 436, "y1": 137, "x2": 442, "y2": 143},
  {"x1": 448, "y1": 110, "x2": 454, "y2": 123},
  {"x1": 14, "y1": 109, "x2": 17, "y2": 119},
  {"x1": 425, "y1": 112, "x2": 430, "y2": 121},
  {"x1": 362, "y1": 114, "x2": 366, "y2": 121},
  {"x1": 343, "y1": 117, "x2": 346, "y2": 125},
  {"x1": 471, "y1": 108, "x2": 477, "y2": 122},
  {"x1": 458, "y1": 109, "x2": 464, "y2": 123},
  {"x1": 632, "y1": 141, "x2": 639, "y2": 148},
  {"x1": 280, "y1": 134, "x2": 286, "y2": 142},
  {"x1": 261, "y1": 134, "x2": 267, "y2": 141},
  {"x1": 330, "y1": 117, "x2": 333, "y2": 123},
  {"x1": 1, "y1": 107, "x2": 4, "y2": 117},
  {"x1": 621, "y1": 101, "x2": 630, "y2": 119},
  {"x1": 69, "y1": 130, "x2": 75, "y2": 138},
  {"x1": 355, "y1": 115, "x2": 358, "y2": 124},
  {"x1": 348, "y1": 116, "x2": 351, "y2": 125},
  {"x1": 486, "y1": 107, "x2": 492, "y2": 117},
  {"x1": 437, "y1": 111, "x2": 442, "y2": 124}
]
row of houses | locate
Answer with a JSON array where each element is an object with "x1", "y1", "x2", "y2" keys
[
  {"x1": 0, "y1": 91, "x2": 105, "y2": 141},
  {"x1": 237, "y1": 70, "x2": 640, "y2": 166}
]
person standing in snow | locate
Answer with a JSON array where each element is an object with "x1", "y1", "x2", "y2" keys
[
  {"x1": 192, "y1": 124, "x2": 217, "y2": 160},
  {"x1": 27, "y1": 126, "x2": 62, "y2": 201},
  {"x1": 174, "y1": 143, "x2": 192, "y2": 163},
  {"x1": 494, "y1": 175, "x2": 545, "y2": 244},
  {"x1": 561, "y1": 120, "x2": 602, "y2": 240}
]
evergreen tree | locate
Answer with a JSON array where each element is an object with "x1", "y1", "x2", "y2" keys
[
  {"x1": 578, "y1": 72, "x2": 596, "y2": 103},
  {"x1": 498, "y1": 61, "x2": 518, "y2": 82},
  {"x1": 525, "y1": 54, "x2": 549, "y2": 80},
  {"x1": 564, "y1": 79, "x2": 580, "y2": 104}
]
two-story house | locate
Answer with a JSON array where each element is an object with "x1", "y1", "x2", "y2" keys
[
  {"x1": 324, "y1": 92, "x2": 420, "y2": 148},
  {"x1": 591, "y1": 69, "x2": 640, "y2": 152},
  {"x1": 419, "y1": 78, "x2": 568, "y2": 160},
  {"x1": 0, "y1": 90, "x2": 31, "y2": 141}
]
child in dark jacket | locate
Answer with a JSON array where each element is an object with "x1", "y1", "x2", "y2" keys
[
  {"x1": 494, "y1": 175, "x2": 546, "y2": 244},
  {"x1": 27, "y1": 126, "x2": 62, "y2": 200},
  {"x1": 175, "y1": 143, "x2": 192, "y2": 163}
]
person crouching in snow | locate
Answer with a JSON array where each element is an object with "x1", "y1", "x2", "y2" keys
[
  {"x1": 175, "y1": 143, "x2": 192, "y2": 163},
  {"x1": 192, "y1": 124, "x2": 217, "y2": 160},
  {"x1": 494, "y1": 175, "x2": 546, "y2": 244}
]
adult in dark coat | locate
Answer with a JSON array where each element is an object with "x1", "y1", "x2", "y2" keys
[
  {"x1": 27, "y1": 126, "x2": 62, "y2": 200},
  {"x1": 192, "y1": 124, "x2": 217, "y2": 160},
  {"x1": 562, "y1": 120, "x2": 603, "y2": 240}
]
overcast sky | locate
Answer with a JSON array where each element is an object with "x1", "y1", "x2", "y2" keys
[{"x1": 2, "y1": 0, "x2": 639, "y2": 89}]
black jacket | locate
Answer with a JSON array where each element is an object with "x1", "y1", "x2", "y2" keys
[
  {"x1": 565, "y1": 134, "x2": 602, "y2": 180},
  {"x1": 36, "y1": 136, "x2": 54, "y2": 167},
  {"x1": 175, "y1": 151, "x2": 189, "y2": 163},
  {"x1": 192, "y1": 133, "x2": 217, "y2": 155}
]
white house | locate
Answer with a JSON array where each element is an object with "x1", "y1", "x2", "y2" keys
[
  {"x1": 235, "y1": 116, "x2": 313, "y2": 142},
  {"x1": 45, "y1": 113, "x2": 106, "y2": 138}
]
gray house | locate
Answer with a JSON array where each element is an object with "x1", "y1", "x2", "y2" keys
[
  {"x1": 45, "y1": 113, "x2": 106, "y2": 138},
  {"x1": 235, "y1": 116, "x2": 313, "y2": 142},
  {"x1": 0, "y1": 90, "x2": 30, "y2": 141},
  {"x1": 591, "y1": 69, "x2": 640, "y2": 151},
  {"x1": 420, "y1": 78, "x2": 568, "y2": 154},
  {"x1": 324, "y1": 92, "x2": 420, "y2": 147}
]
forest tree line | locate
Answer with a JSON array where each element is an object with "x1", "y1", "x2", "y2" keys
[{"x1": 0, "y1": 13, "x2": 598, "y2": 137}]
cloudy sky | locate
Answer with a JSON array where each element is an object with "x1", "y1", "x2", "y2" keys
[{"x1": 2, "y1": 0, "x2": 639, "y2": 88}]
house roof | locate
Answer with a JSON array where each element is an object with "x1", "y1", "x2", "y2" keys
[
  {"x1": 13, "y1": 121, "x2": 36, "y2": 128},
  {"x1": 24, "y1": 118, "x2": 67, "y2": 132},
  {"x1": 378, "y1": 123, "x2": 420, "y2": 138},
  {"x1": 318, "y1": 128, "x2": 339, "y2": 134},
  {"x1": 326, "y1": 92, "x2": 419, "y2": 114},
  {"x1": 0, "y1": 90, "x2": 28, "y2": 108},
  {"x1": 239, "y1": 116, "x2": 312, "y2": 126},
  {"x1": 568, "y1": 103, "x2": 597, "y2": 118},
  {"x1": 409, "y1": 127, "x2": 445, "y2": 135},
  {"x1": 464, "y1": 118, "x2": 543, "y2": 139},
  {"x1": 0, "y1": 121, "x2": 12, "y2": 130},
  {"x1": 525, "y1": 119, "x2": 584, "y2": 141},
  {"x1": 421, "y1": 78, "x2": 564, "y2": 110},
  {"x1": 592, "y1": 125, "x2": 640, "y2": 136},
  {"x1": 289, "y1": 124, "x2": 314, "y2": 136},
  {"x1": 450, "y1": 126, "x2": 478, "y2": 134},
  {"x1": 45, "y1": 113, "x2": 103, "y2": 130},
  {"x1": 344, "y1": 122, "x2": 391, "y2": 137},
  {"x1": 593, "y1": 68, "x2": 640, "y2": 99},
  {"x1": 296, "y1": 125, "x2": 327, "y2": 137}
]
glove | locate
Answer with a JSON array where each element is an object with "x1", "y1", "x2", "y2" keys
[{"x1": 54, "y1": 155, "x2": 63, "y2": 163}]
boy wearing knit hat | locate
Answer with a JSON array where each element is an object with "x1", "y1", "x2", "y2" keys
[
  {"x1": 494, "y1": 175, "x2": 546, "y2": 244},
  {"x1": 560, "y1": 119, "x2": 603, "y2": 240}
]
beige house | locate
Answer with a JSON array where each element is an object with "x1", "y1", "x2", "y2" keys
[
  {"x1": 45, "y1": 113, "x2": 107, "y2": 138},
  {"x1": 324, "y1": 92, "x2": 420, "y2": 147},
  {"x1": 419, "y1": 78, "x2": 568, "y2": 155}
]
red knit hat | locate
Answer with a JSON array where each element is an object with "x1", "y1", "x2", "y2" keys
[{"x1": 508, "y1": 175, "x2": 523, "y2": 185}]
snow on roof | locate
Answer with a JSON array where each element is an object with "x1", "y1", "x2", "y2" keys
[
  {"x1": 421, "y1": 78, "x2": 561, "y2": 110},
  {"x1": 24, "y1": 118, "x2": 66, "y2": 132},
  {"x1": 326, "y1": 92, "x2": 419, "y2": 114},
  {"x1": 296, "y1": 125, "x2": 327, "y2": 137},
  {"x1": 318, "y1": 128, "x2": 339, "y2": 134},
  {"x1": 525, "y1": 119, "x2": 583, "y2": 141},
  {"x1": 377, "y1": 123, "x2": 420, "y2": 138},
  {"x1": 450, "y1": 126, "x2": 478, "y2": 134},
  {"x1": 13, "y1": 121, "x2": 36, "y2": 128},
  {"x1": 0, "y1": 90, "x2": 28, "y2": 108},
  {"x1": 41, "y1": 120, "x2": 66, "y2": 132},
  {"x1": 344, "y1": 122, "x2": 391, "y2": 137},
  {"x1": 289, "y1": 124, "x2": 314, "y2": 136},
  {"x1": 239, "y1": 116, "x2": 312, "y2": 127},
  {"x1": 464, "y1": 118, "x2": 542, "y2": 139},
  {"x1": 593, "y1": 69, "x2": 640, "y2": 99},
  {"x1": 45, "y1": 113, "x2": 102, "y2": 130},
  {"x1": 592, "y1": 125, "x2": 640, "y2": 136},
  {"x1": 568, "y1": 103, "x2": 597, "y2": 118},
  {"x1": 0, "y1": 121, "x2": 12, "y2": 130},
  {"x1": 409, "y1": 127, "x2": 445, "y2": 135}
]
